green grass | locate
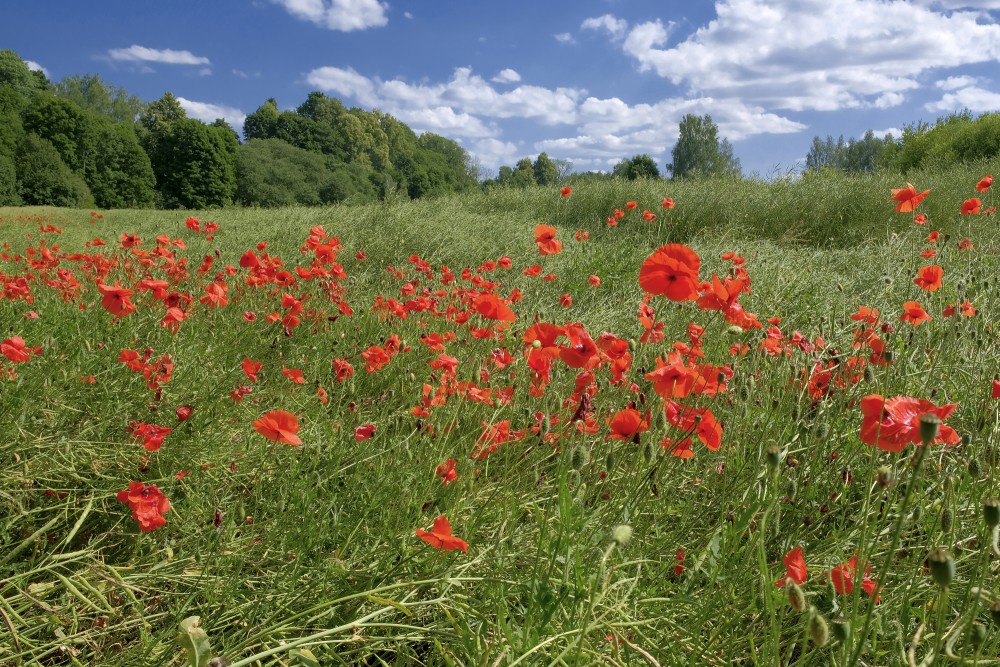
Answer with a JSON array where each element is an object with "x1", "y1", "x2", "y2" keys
[{"x1": 3, "y1": 164, "x2": 1000, "y2": 666}]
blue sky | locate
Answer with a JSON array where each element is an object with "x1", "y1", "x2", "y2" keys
[{"x1": 5, "y1": 0, "x2": 1000, "y2": 177}]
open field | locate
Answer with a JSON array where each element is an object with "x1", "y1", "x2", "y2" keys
[{"x1": 3, "y1": 165, "x2": 1000, "y2": 666}]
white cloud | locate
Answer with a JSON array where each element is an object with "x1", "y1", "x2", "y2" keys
[
  {"x1": 24, "y1": 60, "x2": 48, "y2": 77},
  {"x1": 468, "y1": 138, "x2": 520, "y2": 170},
  {"x1": 926, "y1": 85, "x2": 1000, "y2": 112},
  {"x1": 554, "y1": 32, "x2": 575, "y2": 44},
  {"x1": 233, "y1": 69, "x2": 261, "y2": 79},
  {"x1": 936, "y1": 75, "x2": 978, "y2": 89},
  {"x1": 618, "y1": 0, "x2": 1000, "y2": 112},
  {"x1": 271, "y1": 0, "x2": 388, "y2": 31},
  {"x1": 581, "y1": 14, "x2": 628, "y2": 41},
  {"x1": 874, "y1": 92, "x2": 905, "y2": 108},
  {"x1": 198, "y1": 67, "x2": 212, "y2": 77},
  {"x1": 108, "y1": 45, "x2": 210, "y2": 66},
  {"x1": 492, "y1": 68, "x2": 521, "y2": 84},
  {"x1": 177, "y1": 97, "x2": 247, "y2": 132},
  {"x1": 872, "y1": 127, "x2": 902, "y2": 139},
  {"x1": 306, "y1": 66, "x2": 378, "y2": 106},
  {"x1": 404, "y1": 11, "x2": 413, "y2": 19}
]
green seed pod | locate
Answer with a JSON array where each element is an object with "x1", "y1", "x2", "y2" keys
[
  {"x1": 968, "y1": 457, "x2": 981, "y2": 479},
  {"x1": 808, "y1": 613, "x2": 830, "y2": 647},
  {"x1": 787, "y1": 582, "x2": 807, "y2": 613},
  {"x1": 766, "y1": 445, "x2": 782, "y2": 468},
  {"x1": 726, "y1": 325, "x2": 745, "y2": 335},
  {"x1": 940, "y1": 508, "x2": 953, "y2": 533},
  {"x1": 605, "y1": 451, "x2": 616, "y2": 471},
  {"x1": 531, "y1": 339, "x2": 542, "y2": 349},
  {"x1": 612, "y1": 524, "x2": 632, "y2": 547},
  {"x1": 785, "y1": 478, "x2": 798, "y2": 501},
  {"x1": 928, "y1": 547, "x2": 955, "y2": 587},
  {"x1": 571, "y1": 445, "x2": 590, "y2": 469},
  {"x1": 983, "y1": 497, "x2": 1000, "y2": 528},
  {"x1": 920, "y1": 414, "x2": 942, "y2": 446},
  {"x1": 643, "y1": 439, "x2": 658, "y2": 464},
  {"x1": 831, "y1": 618, "x2": 851, "y2": 643},
  {"x1": 655, "y1": 409, "x2": 667, "y2": 430},
  {"x1": 943, "y1": 475, "x2": 954, "y2": 494},
  {"x1": 961, "y1": 433, "x2": 973, "y2": 446},
  {"x1": 969, "y1": 622, "x2": 987, "y2": 649}
]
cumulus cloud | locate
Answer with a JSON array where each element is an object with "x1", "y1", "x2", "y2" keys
[
  {"x1": 491, "y1": 68, "x2": 521, "y2": 84},
  {"x1": 24, "y1": 60, "x2": 48, "y2": 77},
  {"x1": 926, "y1": 85, "x2": 1000, "y2": 112},
  {"x1": 271, "y1": 0, "x2": 388, "y2": 31},
  {"x1": 936, "y1": 75, "x2": 978, "y2": 89},
  {"x1": 581, "y1": 14, "x2": 628, "y2": 41},
  {"x1": 177, "y1": 97, "x2": 247, "y2": 132},
  {"x1": 618, "y1": 0, "x2": 1000, "y2": 112},
  {"x1": 306, "y1": 66, "x2": 378, "y2": 106},
  {"x1": 108, "y1": 45, "x2": 210, "y2": 66}
]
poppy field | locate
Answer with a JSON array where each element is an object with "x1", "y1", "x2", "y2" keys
[{"x1": 3, "y1": 168, "x2": 1000, "y2": 666}]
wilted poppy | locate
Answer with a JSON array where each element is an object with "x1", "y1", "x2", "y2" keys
[
  {"x1": 252, "y1": 410, "x2": 302, "y2": 445},
  {"x1": 416, "y1": 515, "x2": 468, "y2": 552}
]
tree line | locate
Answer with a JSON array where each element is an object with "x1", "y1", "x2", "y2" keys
[{"x1": 0, "y1": 50, "x2": 478, "y2": 209}]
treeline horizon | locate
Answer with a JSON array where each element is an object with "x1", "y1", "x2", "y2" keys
[{"x1": 2, "y1": 47, "x2": 1000, "y2": 211}]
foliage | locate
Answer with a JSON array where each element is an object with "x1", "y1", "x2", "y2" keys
[
  {"x1": 805, "y1": 131, "x2": 891, "y2": 173},
  {"x1": 0, "y1": 49, "x2": 47, "y2": 99},
  {"x1": 54, "y1": 73, "x2": 144, "y2": 124},
  {"x1": 234, "y1": 138, "x2": 341, "y2": 206},
  {"x1": 15, "y1": 132, "x2": 92, "y2": 206},
  {"x1": 88, "y1": 120, "x2": 156, "y2": 209},
  {"x1": 669, "y1": 114, "x2": 741, "y2": 179},
  {"x1": 882, "y1": 111, "x2": 1000, "y2": 173},
  {"x1": 0, "y1": 151, "x2": 19, "y2": 205},
  {"x1": 150, "y1": 117, "x2": 237, "y2": 208},
  {"x1": 612, "y1": 153, "x2": 661, "y2": 180}
]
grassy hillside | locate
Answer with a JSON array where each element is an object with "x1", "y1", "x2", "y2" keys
[{"x1": 2, "y1": 164, "x2": 1000, "y2": 666}]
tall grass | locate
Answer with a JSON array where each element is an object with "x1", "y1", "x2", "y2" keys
[{"x1": 1, "y1": 162, "x2": 1000, "y2": 665}]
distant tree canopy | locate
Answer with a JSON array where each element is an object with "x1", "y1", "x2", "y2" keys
[
  {"x1": 613, "y1": 154, "x2": 661, "y2": 180},
  {"x1": 668, "y1": 114, "x2": 741, "y2": 179},
  {"x1": 485, "y1": 153, "x2": 574, "y2": 189},
  {"x1": 805, "y1": 131, "x2": 891, "y2": 174}
]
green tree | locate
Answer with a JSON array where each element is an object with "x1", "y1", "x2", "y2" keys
[
  {"x1": 21, "y1": 92, "x2": 97, "y2": 174},
  {"x1": 54, "y1": 74, "x2": 143, "y2": 123},
  {"x1": 88, "y1": 120, "x2": 156, "y2": 208},
  {"x1": 16, "y1": 133, "x2": 92, "y2": 207},
  {"x1": 613, "y1": 154, "x2": 661, "y2": 180},
  {"x1": 234, "y1": 138, "x2": 341, "y2": 206},
  {"x1": 150, "y1": 118, "x2": 236, "y2": 208},
  {"x1": 243, "y1": 98, "x2": 281, "y2": 142},
  {"x1": 532, "y1": 152, "x2": 559, "y2": 186},
  {"x1": 0, "y1": 152, "x2": 18, "y2": 205},
  {"x1": 511, "y1": 158, "x2": 536, "y2": 188},
  {"x1": 0, "y1": 50, "x2": 47, "y2": 98},
  {"x1": 668, "y1": 114, "x2": 741, "y2": 179}
]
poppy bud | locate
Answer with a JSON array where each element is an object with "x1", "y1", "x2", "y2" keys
[
  {"x1": 531, "y1": 339, "x2": 542, "y2": 349},
  {"x1": 726, "y1": 325, "x2": 744, "y2": 335},
  {"x1": 962, "y1": 433, "x2": 973, "y2": 446},
  {"x1": 943, "y1": 475, "x2": 954, "y2": 494},
  {"x1": 605, "y1": 451, "x2": 615, "y2": 471},
  {"x1": 571, "y1": 445, "x2": 590, "y2": 469},
  {"x1": 612, "y1": 524, "x2": 632, "y2": 547},
  {"x1": 940, "y1": 508, "x2": 953, "y2": 533},
  {"x1": 787, "y1": 582, "x2": 807, "y2": 612},
  {"x1": 983, "y1": 497, "x2": 1000, "y2": 528},
  {"x1": 919, "y1": 413, "x2": 941, "y2": 446},
  {"x1": 876, "y1": 465, "x2": 893, "y2": 487},
  {"x1": 928, "y1": 547, "x2": 955, "y2": 587},
  {"x1": 969, "y1": 622, "x2": 987, "y2": 649},
  {"x1": 808, "y1": 613, "x2": 829, "y2": 646},
  {"x1": 766, "y1": 445, "x2": 782, "y2": 468},
  {"x1": 643, "y1": 440, "x2": 658, "y2": 464},
  {"x1": 785, "y1": 478, "x2": 798, "y2": 501},
  {"x1": 968, "y1": 457, "x2": 981, "y2": 479},
  {"x1": 831, "y1": 618, "x2": 851, "y2": 643},
  {"x1": 883, "y1": 350, "x2": 893, "y2": 363}
]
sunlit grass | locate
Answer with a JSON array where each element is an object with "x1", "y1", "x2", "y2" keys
[{"x1": 2, "y1": 162, "x2": 1000, "y2": 665}]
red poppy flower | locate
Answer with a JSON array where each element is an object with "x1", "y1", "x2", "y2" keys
[
  {"x1": 588, "y1": 275, "x2": 601, "y2": 287},
  {"x1": 913, "y1": 213, "x2": 927, "y2": 225},
  {"x1": 827, "y1": 555, "x2": 879, "y2": 601},
  {"x1": 607, "y1": 408, "x2": 650, "y2": 441},
  {"x1": 859, "y1": 394, "x2": 959, "y2": 452},
  {"x1": 176, "y1": 406, "x2": 193, "y2": 422},
  {"x1": 977, "y1": 174, "x2": 993, "y2": 192},
  {"x1": 961, "y1": 198, "x2": 982, "y2": 215},
  {"x1": 899, "y1": 301, "x2": 932, "y2": 326},
  {"x1": 639, "y1": 244, "x2": 701, "y2": 302},
  {"x1": 332, "y1": 358, "x2": 354, "y2": 381},
  {"x1": 993, "y1": 380, "x2": 1000, "y2": 399},
  {"x1": 354, "y1": 424, "x2": 376, "y2": 441},
  {"x1": 534, "y1": 225, "x2": 563, "y2": 255},
  {"x1": 436, "y1": 458, "x2": 458, "y2": 485},
  {"x1": 1, "y1": 336, "x2": 31, "y2": 363},
  {"x1": 890, "y1": 183, "x2": 930, "y2": 212},
  {"x1": 98, "y1": 282, "x2": 137, "y2": 319},
  {"x1": 560, "y1": 187, "x2": 572, "y2": 197},
  {"x1": 129, "y1": 421, "x2": 173, "y2": 452},
  {"x1": 626, "y1": 201, "x2": 638, "y2": 210},
  {"x1": 242, "y1": 358, "x2": 263, "y2": 383},
  {"x1": 662, "y1": 197, "x2": 675, "y2": 209},
  {"x1": 473, "y1": 293, "x2": 516, "y2": 322},
  {"x1": 642, "y1": 210, "x2": 656, "y2": 222},
  {"x1": 117, "y1": 482, "x2": 170, "y2": 532},
  {"x1": 665, "y1": 402, "x2": 722, "y2": 450},
  {"x1": 674, "y1": 548, "x2": 685, "y2": 575},
  {"x1": 560, "y1": 293, "x2": 573, "y2": 307},
  {"x1": 775, "y1": 546, "x2": 807, "y2": 587},
  {"x1": 927, "y1": 231, "x2": 940, "y2": 242},
  {"x1": 252, "y1": 410, "x2": 302, "y2": 445},
  {"x1": 416, "y1": 515, "x2": 468, "y2": 552},
  {"x1": 913, "y1": 265, "x2": 943, "y2": 292}
]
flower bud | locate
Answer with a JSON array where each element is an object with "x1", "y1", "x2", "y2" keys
[
  {"x1": 787, "y1": 582, "x2": 807, "y2": 612},
  {"x1": 566, "y1": 469, "x2": 581, "y2": 491},
  {"x1": 983, "y1": 497, "x2": 1000, "y2": 528},
  {"x1": 831, "y1": 618, "x2": 851, "y2": 643},
  {"x1": 808, "y1": 613, "x2": 829, "y2": 646},
  {"x1": 876, "y1": 465, "x2": 893, "y2": 487},
  {"x1": 968, "y1": 457, "x2": 981, "y2": 479},
  {"x1": 940, "y1": 508, "x2": 953, "y2": 533},
  {"x1": 612, "y1": 524, "x2": 632, "y2": 547},
  {"x1": 919, "y1": 413, "x2": 941, "y2": 445},
  {"x1": 766, "y1": 445, "x2": 782, "y2": 468},
  {"x1": 928, "y1": 547, "x2": 955, "y2": 587},
  {"x1": 571, "y1": 445, "x2": 590, "y2": 469},
  {"x1": 531, "y1": 339, "x2": 542, "y2": 349}
]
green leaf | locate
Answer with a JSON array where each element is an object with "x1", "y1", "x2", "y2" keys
[
  {"x1": 289, "y1": 648, "x2": 321, "y2": 667},
  {"x1": 178, "y1": 616, "x2": 214, "y2": 667}
]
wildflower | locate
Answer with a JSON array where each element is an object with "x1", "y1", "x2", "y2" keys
[
  {"x1": 639, "y1": 244, "x2": 701, "y2": 302},
  {"x1": 899, "y1": 301, "x2": 931, "y2": 326},
  {"x1": 859, "y1": 394, "x2": 959, "y2": 452},
  {"x1": 416, "y1": 515, "x2": 468, "y2": 552},
  {"x1": 890, "y1": 183, "x2": 930, "y2": 212},
  {"x1": 534, "y1": 225, "x2": 562, "y2": 255},
  {"x1": 354, "y1": 424, "x2": 376, "y2": 441},
  {"x1": 913, "y1": 265, "x2": 943, "y2": 292},
  {"x1": 117, "y1": 482, "x2": 170, "y2": 532},
  {"x1": 976, "y1": 174, "x2": 993, "y2": 192},
  {"x1": 561, "y1": 186, "x2": 572, "y2": 197},
  {"x1": 252, "y1": 410, "x2": 302, "y2": 445},
  {"x1": 775, "y1": 546, "x2": 807, "y2": 587},
  {"x1": 961, "y1": 198, "x2": 982, "y2": 215}
]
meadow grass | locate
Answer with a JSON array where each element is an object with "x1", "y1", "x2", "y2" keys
[{"x1": 2, "y1": 162, "x2": 1000, "y2": 666}]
